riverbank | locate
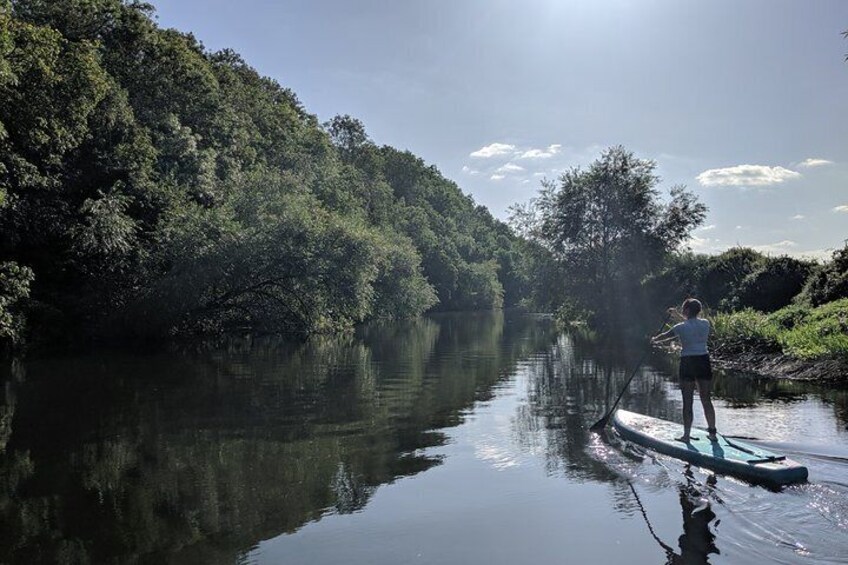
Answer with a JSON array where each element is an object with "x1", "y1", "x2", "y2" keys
[
  {"x1": 710, "y1": 349, "x2": 848, "y2": 383},
  {"x1": 708, "y1": 298, "x2": 848, "y2": 383}
]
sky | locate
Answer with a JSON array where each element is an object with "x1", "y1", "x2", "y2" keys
[{"x1": 151, "y1": 0, "x2": 848, "y2": 260}]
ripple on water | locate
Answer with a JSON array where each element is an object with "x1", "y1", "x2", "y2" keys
[{"x1": 586, "y1": 427, "x2": 848, "y2": 564}]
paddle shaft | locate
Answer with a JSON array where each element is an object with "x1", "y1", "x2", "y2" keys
[{"x1": 590, "y1": 313, "x2": 672, "y2": 431}]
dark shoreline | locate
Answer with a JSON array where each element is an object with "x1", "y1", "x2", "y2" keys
[
  {"x1": 653, "y1": 341, "x2": 848, "y2": 384},
  {"x1": 711, "y1": 350, "x2": 848, "y2": 384}
]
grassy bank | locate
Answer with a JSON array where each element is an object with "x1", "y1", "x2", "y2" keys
[{"x1": 711, "y1": 298, "x2": 848, "y2": 360}]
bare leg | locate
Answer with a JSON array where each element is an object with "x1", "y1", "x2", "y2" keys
[
  {"x1": 678, "y1": 379, "x2": 695, "y2": 441},
  {"x1": 697, "y1": 379, "x2": 717, "y2": 437}
]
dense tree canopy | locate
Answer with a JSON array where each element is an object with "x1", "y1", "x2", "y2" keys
[
  {"x1": 0, "y1": 0, "x2": 525, "y2": 349},
  {"x1": 644, "y1": 248, "x2": 815, "y2": 315}
]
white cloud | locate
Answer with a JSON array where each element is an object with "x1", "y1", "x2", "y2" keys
[
  {"x1": 490, "y1": 174, "x2": 505, "y2": 181},
  {"x1": 495, "y1": 162, "x2": 525, "y2": 174},
  {"x1": 790, "y1": 214, "x2": 805, "y2": 220},
  {"x1": 470, "y1": 143, "x2": 515, "y2": 158},
  {"x1": 696, "y1": 165, "x2": 801, "y2": 187},
  {"x1": 749, "y1": 240, "x2": 798, "y2": 255},
  {"x1": 461, "y1": 165, "x2": 480, "y2": 175},
  {"x1": 747, "y1": 241, "x2": 835, "y2": 261},
  {"x1": 697, "y1": 224, "x2": 717, "y2": 231},
  {"x1": 518, "y1": 144, "x2": 562, "y2": 159},
  {"x1": 792, "y1": 249, "x2": 834, "y2": 262},
  {"x1": 834, "y1": 205, "x2": 848, "y2": 213},
  {"x1": 533, "y1": 172, "x2": 546, "y2": 177},
  {"x1": 798, "y1": 158, "x2": 833, "y2": 168}
]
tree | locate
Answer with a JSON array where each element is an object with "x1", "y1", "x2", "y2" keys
[
  {"x1": 799, "y1": 243, "x2": 848, "y2": 306},
  {"x1": 725, "y1": 255, "x2": 813, "y2": 312},
  {"x1": 698, "y1": 247, "x2": 764, "y2": 310},
  {"x1": 324, "y1": 114, "x2": 371, "y2": 162},
  {"x1": 513, "y1": 146, "x2": 706, "y2": 326},
  {"x1": 0, "y1": 1, "x2": 530, "y2": 350}
]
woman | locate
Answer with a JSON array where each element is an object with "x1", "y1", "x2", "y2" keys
[{"x1": 652, "y1": 298, "x2": 717, "y2": 443}]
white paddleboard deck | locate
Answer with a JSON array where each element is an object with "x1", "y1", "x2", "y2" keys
[{"x1": 613, "y1": 409, "x2": 808, "y2": 486}]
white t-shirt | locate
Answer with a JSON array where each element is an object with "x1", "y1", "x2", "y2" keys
[{"x1": 671, "y1": 318, "x2": 710, "y2": 357}]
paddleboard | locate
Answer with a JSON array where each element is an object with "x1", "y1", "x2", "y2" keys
[{"x1": 613, "y1": 409, "x2": 808, "y2": 486}]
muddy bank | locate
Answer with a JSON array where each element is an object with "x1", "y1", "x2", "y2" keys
[
  {"x1": 711, "y1": 349, "x2": 848, "y2": 383},
  {"x1": 654, "y1": 341, "x2": 848, "y2": 383}
]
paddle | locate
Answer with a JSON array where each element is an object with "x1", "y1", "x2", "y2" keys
[{"x1": 589, "y1": 313, "x2": 673, "y2": 432}]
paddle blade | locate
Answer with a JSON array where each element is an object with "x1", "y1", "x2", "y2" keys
[{"x1": 589, "y1": 415, "x2": 610, "y2": 431}]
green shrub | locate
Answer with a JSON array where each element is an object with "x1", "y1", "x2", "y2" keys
[
  {"x1": 767, "y1": 303, "x2": 809, "y2": 330},
  {"x1": 702, "y1": 248, "x2": 765, "y2": 310},
  {"x1": 728, "y1": 256, "x2": 814, "y2": 312},
  {"x1": 646, "y1": 249, "x2": 812, "y2": 316},
  {"x1": 799, "y1": 244, "x2": 848, "y2": 306},
  {"x1": 778, "y1": 299, "x2": 848, "y2": 359},
  {"x1": 711, "y1": 309, "x2": 781, "y2": 352},
  {"x1": 711, "y1": 299, "x2": 848, "y2": 360}
]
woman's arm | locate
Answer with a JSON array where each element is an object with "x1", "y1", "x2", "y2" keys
[
  {"x1": 652, "y1": 313, "x2": 680, "y2": 343},
  {"x1": 652, "y1": 328, "x2": 676, "y2": 343}
]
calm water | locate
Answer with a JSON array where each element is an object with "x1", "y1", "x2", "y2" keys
[{"x1": 1, "y1": 312, "x2": 847, "y2": 564}]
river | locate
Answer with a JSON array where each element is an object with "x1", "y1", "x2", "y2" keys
[{"x1": 0, "y1": 311, "x2": 846, "y2": 564}]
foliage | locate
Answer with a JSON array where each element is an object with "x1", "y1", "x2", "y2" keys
[
  {"x1": 778, "y1": 299, "x2": 848, "y2": 359},
  {"x1": 511, "y1": 146, "x2": 706, "y2": 326},
  {"x1": 122, "y1": 197, "x2": 382, "y2": 337},
  {"x1": 0, "y1": 262, "x2": 33, "y2": 347},
  {"x1": 728, "y1": 255, "x2": 813, "y2": 313},
  {"x1": 0, "y1": 1, "x2": 523, "y2": 348},
  {"x1": 697, "y1": 247, "x2": 764, "y2": 310},
  {"x1": 711, "y1": 309, "x2": 781, "y2": 354},
  {"x1": 798, "y1": 243, "x2": 848, "y2": 306},
  {"x1": 645, "y1": 249, "x2": 813, "y2": 314},
  {"x1": 711, "y1": 299, "x2": 848, "y2": 360},
  {"x1": 373, "y1": 146, "x2": 513, "y2": 310}
]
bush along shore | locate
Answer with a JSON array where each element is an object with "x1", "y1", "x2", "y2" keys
[{"x1": 708, "y1": 299, "x2": 848, "y2": 382}]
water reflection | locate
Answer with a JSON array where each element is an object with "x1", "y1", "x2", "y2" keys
[
  {"x1": 0, "y1": 312, "x2": 846, "y2": 564},
  {"x1": 0, "y1": 312, "x2": 560, "y2": 564},
  {"x1": 626, "y1": 471, "x2": 720, "y2": 565},
  {"x1": 671, "y1": 470, "x2": 720, "y2": 564}
]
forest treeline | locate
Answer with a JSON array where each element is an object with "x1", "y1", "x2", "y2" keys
[
  {"x1": 512, "y1": 146, "x2": 848, "y2": 358},
  {"x1": 0, "y1": 0, "x2": 531, "y2": 350},
  {"x1": 1, "y1": 1, "x2": 846, "y2": 355}
]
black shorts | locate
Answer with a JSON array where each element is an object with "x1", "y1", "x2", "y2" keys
[{"x1": 680, "y1": 355, "x2": 712, "y2": 382}]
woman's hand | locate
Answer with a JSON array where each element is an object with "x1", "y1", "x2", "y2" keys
[{"x1": 666, "y1": 307, "x2": 684, "y2": 322}]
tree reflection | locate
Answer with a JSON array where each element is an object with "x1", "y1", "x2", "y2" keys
[
  {"x1": 0, "y1": 313, "x2": 843, "y2": 564},
  {"x1": 515, "y1": 334, "x2": 681, "y2": 482},
  {"x1": 0, "y1": 311, "x2": 557, "y2": 564}
]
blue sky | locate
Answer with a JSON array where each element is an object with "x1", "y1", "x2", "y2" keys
[{"x1": 152, "y1": 0, "x2": 848, "y2": 259}]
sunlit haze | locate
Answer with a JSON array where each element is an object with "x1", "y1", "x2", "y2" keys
[{"x1": 153, "y1": 0, "x2": 848, "y2": 260}]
